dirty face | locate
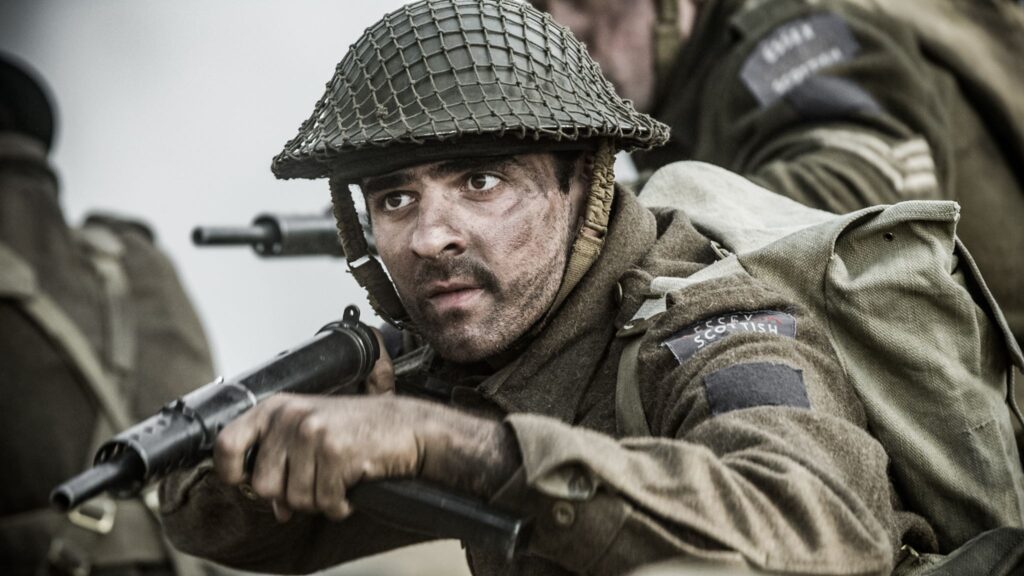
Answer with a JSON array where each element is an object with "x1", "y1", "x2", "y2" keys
[{"x1": 363, "y1": 153, "x2": 586, "y2": 363}]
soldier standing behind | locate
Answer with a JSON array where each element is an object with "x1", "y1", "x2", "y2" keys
[
  {"x1": 0, "y1": 55, "x2": 215, "y2": 576},
  {"x1": 529, "y1": 0, "x2": 1024, "y2": 351}
]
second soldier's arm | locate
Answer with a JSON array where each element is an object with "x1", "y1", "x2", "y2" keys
[{"x1": 643, "y1": 2, "x2": 952, "y2": 214}]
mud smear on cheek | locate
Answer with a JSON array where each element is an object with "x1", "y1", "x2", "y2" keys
[
  {"x1": 492, "y1": 193, "x2": 538, "y2": 252},
  {"x1": 507, "y1": 217, "x2": 534, "y2": 252},
  {"x1": 504, "y1": 190, "x2": 563, "y2": 253}
]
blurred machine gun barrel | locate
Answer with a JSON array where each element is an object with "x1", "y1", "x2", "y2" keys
[
  {"x1": 193, "y1": 211, "x2": 346, "y2": 255},
  {"x1": 192, "y1": 212, "x2": 355, "y2": 257}
]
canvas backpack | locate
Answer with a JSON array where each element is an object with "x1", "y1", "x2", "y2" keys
[{"x1": 615, "y1": 161, "x2": 1024, "y2": 556}]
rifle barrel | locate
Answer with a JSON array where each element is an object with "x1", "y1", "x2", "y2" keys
[{"x1": 191, "y1": 224, "x2": 276, "y2": 246}]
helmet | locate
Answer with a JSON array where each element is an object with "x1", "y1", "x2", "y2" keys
[
  {"x1": 0, "y1": 54, "x2": 56, "y2": 152},
  {"x1": 273, "y1": 0, "x2": 669, "y2": 327},
  {"x1": 272, "y1": 0, "x2": 667, "y2": 181}
]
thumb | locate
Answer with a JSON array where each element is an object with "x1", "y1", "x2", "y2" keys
[{"x1": 365, "y1": 327, "x2": 396, "y2": 395}]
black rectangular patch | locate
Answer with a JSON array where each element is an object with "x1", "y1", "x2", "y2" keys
[
  {"x1": 704, "y1": 362, "x2": 810, "y2": 416},
  {"x1": 662, "y1": 310, "x2": 797, "y2": 365},
  {"x1": 784, "y1": 75, "x2": 881, "y2": 119},
  {"x1": 740, "y1": 12, "x2": 860, "y2": 108}
]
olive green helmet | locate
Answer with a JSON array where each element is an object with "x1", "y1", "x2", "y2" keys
[
  {"x1": 273, "y1": 0, "x2": 668, "y2": 328},
  {"x1": 271, "y1": 0, "x2": 668, "y2": 181}
]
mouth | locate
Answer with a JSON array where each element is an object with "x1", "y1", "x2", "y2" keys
[{"x1": 423, "y1": 281, "x2": 484, "y2": 312}]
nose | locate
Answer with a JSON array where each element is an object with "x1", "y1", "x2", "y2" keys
[{"x1": 410, "y1": 197, "x2": 466, "y2": 260}]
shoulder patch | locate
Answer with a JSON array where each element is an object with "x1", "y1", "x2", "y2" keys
[
  {"x1": 740, "y1": 12, "x2": 860, "y2": 108},
  {"x1": 662, "y1": 310, "x2": 797, "y2": 365},
  {"x1": 704, "y1": 362, "x2": 809, "y2": 416},
  {"x1": 784, "y1": 75, "x2": 880, "y2": 119}
]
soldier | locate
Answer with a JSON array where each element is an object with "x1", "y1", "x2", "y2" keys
[
  {"x1": 158, "y1": 2, "x2": 939, "y2": 574},
  {"x1": 0, "y1": 55, "x2": 215, "y2": 575},
  {"x1": 528, "y1": 0, "x2": 1024, "y2": 351}
]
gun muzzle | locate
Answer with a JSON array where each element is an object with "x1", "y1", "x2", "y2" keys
[
  {"x1": 50, "y1": 306, "x2": 378, "y2": 509},
  {"x1": 191, "y1": 224, "x2": 277, "y2": 246},
  {"x1": 50, "y1": 458, "x2": 142, "y2": 512},
  {"x1": 192, "y1": 214, "x2": 344, "y2": 257}
]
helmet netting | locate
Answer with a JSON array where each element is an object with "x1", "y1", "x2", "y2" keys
[{"x1": 273, "y1": 0, "x2": 668, "y2": 180}]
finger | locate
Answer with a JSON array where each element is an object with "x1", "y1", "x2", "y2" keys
[
  {"x1": 284, "y1": 414, "x2": 324, "y2": 512},
  {"x1": 271, "y1": 499, "x2": 293, "y2": 523},
  {"x1": 250, "y1": 400, "x2": 297, "y2": 501},
  {"x1": 365, "y1": 328, "x2": 396, "y2": 395},
  {"x1": 215, "y1": 404, "x2": 270, "y2": 485},
  {"x1": 316, "y1": 434, "x2": 355, "y2": 520}
]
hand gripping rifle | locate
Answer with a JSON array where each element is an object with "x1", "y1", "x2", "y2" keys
[{"x1": 51, "y1": 306, "x2": 522, "y2": 559}]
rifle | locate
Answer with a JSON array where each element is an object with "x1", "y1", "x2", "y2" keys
[
  {"x1": 51, "y1": 306, "x2": 522, "y2": 558},
  {"x1": 191, "y1": 211, "x2": 374, "y2": 258}
]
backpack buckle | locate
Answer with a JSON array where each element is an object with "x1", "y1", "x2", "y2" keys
[{"x1": 67, "y1": 497, "x2": 116, "y2": 534}]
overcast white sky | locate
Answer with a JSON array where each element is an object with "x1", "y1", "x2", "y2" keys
[{"x1": 0, "y1": 1, "x2": 412, "y2": 374}]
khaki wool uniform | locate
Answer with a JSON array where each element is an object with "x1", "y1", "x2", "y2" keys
[
  {"x1": 161, "y1": 186, "x2": 935, "y2": 575},
  {"x1": 635, "y1": 0, "x2": 1024, "y2": 348},
  {"x1": 0, "y1": 132, "x2": 215, "y2": 575}
]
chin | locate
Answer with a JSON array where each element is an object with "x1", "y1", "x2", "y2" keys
[
  {"x1": 431, "y1": 337, "x2": 494, "y2": 364},
  {"x1": 425, "y1": 324, "x2": 506, "y2": 363},
  {"x1": 416, "y1": 312, "x2": 525, "y2": 364}
]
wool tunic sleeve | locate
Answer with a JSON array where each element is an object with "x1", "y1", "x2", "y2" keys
[{"x1": 492, "y1": 274, "x2": 933, "y2": 575}]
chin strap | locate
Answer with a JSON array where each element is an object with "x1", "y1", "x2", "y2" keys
[
  {"x1": 329, "y1": 177, "x2": 412, "y2": 328},
  {"x1": 547, "y1": 140, "x2": 616, "y2": 317}
]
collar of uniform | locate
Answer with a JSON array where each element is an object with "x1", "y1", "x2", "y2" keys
[{"x1": 471, "y1": 186, "x2": 658, "y2": 421}]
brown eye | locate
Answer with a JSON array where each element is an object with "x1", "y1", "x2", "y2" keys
[
  {"x1": 466, "y1": 173, "x2": 500, "y2": 192},
  {"x1": 382, "y1": 192, "x2": 414, "y2": 211}
]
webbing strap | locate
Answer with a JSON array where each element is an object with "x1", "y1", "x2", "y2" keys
[
  {"x1": 0, "y1": 242, "x2": 172, "y2": 572},
  {"x1": 0, "y1": 262, "x2": 134, "y2": 431},
  {"x1": 76, "y1": 224, "x2": 136, "y2": 377},
  {"x1": 616, "y1": 335, "x2": 652, "y2": 437},
  {"x1": 953, "y1": 238, "x2": 1024, "y2": 435},
  {"x1": 614, "y1": 247, "x2": 738, "y2": 438}
]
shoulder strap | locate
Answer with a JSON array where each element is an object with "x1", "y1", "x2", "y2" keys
[
  {"x1": 0, "y1": 242, "x2": 134, "y2": 431},
  {"x1": 616, "y1": 336, "x2": 651, "y2": 437},
  {"x1": 615, "y1": 253, "x2": 746, "y2": 437},
  {"x1": 0, "y1": 242, "x2": 173, "y2": 572},
  {"x1": 76, "y1": 222, "x2": 136, "y2": 378}
]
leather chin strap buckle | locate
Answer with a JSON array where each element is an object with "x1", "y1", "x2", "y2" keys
[{"x1": 67, "y1": 497, "x2": 117, "y2": 535}]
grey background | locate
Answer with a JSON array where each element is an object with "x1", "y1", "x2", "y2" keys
[
  {"x1": 0, "y1": 2, "x2": 472, "y2": 574},
  {"x1": 0, "y1": 0, "x2": 395, "y2": 374}
]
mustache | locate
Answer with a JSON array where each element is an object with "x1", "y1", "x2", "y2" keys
[{"x1": 414, "y1": 256, "x2": 500, "y2": 294}]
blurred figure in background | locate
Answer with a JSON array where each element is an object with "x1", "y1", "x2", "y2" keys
[
  {"x1": 0, "y1": 54, "x2": 215, "y2": 576},
  {"x1": 530, "y1": 0, "x2": 1024, "y2": 352}
]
